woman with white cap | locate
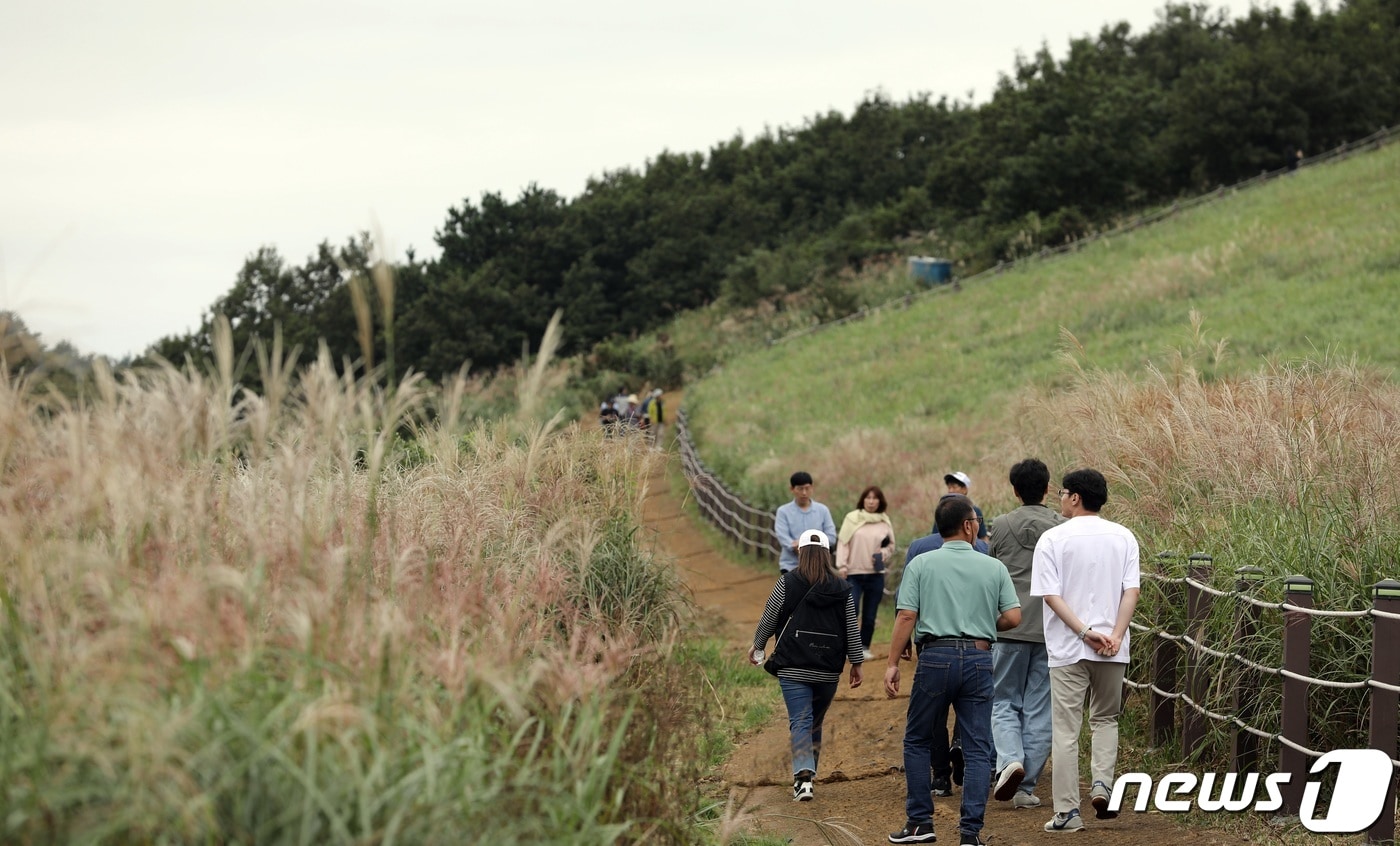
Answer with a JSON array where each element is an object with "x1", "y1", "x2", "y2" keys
[{"x1": 749, "y1": 529, "x2": 864, "y2": 802}]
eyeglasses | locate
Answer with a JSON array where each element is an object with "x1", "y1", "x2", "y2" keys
[{"x1": 1058, "y1": 489, "x2": 1071, "y2": 498}]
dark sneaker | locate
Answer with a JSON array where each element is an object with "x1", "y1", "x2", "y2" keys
[
  {"x1": 993, "y1": 761, "x2": 1025, "y2": 801},
  {"x1": 1044, "y1": 809, "x2": 1085, "y2": 832},
  {"x1": 959, "y1": 835, "x2": 983, "y2": 846},
  {"x1": 949, "y1": 745, "x2": 964, "y2": 787},
  {"x1": 889, "y1": 820, "x2": 937, "y2": 843},
  {"x1": 1090, "y1": 780, "x2": 1117, "y2": 819},
  {"x1": 931, "y1": 774, "x2": 953, "y2": 797}
]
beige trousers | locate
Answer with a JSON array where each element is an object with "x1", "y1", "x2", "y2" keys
[{"x1": 1049, "y1": 659, "x2": 1126, "y2": 814}]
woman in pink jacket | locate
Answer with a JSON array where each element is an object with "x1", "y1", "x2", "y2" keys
[{"x1": 835, "y1": 485, "x2": 896, "y2": 661}]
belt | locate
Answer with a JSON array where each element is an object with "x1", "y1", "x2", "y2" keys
[{"x1": 917, "y1": 636, "x2": 991, "y2": 651}]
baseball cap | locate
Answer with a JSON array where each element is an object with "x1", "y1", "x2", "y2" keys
[
  {"x1": 944, "y1": 471, "x2": 971, "y2": 488},
  {"x1": 798, "y1": 529, "x2": 830, "y2": 549}
]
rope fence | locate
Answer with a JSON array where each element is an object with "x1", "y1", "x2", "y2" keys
[
  {"x1": 674, "y1": 408, "x2": 780, "y2": 561},
  {"x1": 1131, "y1": 557, "x2": 1400, "y2": 842}
]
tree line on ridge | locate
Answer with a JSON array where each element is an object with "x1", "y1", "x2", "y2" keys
[{"x1": 134, "y1": 1, "x2": 1399, "y2": 391}]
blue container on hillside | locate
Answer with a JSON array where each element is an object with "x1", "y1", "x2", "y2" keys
[{"x1": 907, "y1": 256, "x2": 953, "y2": 285}]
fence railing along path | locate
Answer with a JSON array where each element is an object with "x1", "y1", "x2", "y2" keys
[
  {"x1": 1129, "y1": 554, "x2": 1399, "y2": 843},
  {"x1": 675, "y1": 408, "x2": 781, "y2": 562},
  {"x1": 674, "y1": 415, "x2": 1400, "y2": 841},
  {"x1": 764, "y1": 124, "x2": 1400, "y2": 349}
]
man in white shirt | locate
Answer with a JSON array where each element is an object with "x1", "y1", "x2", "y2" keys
[{"x1": 1030, "y1": 469, "x2": 1140, "y2": 833}]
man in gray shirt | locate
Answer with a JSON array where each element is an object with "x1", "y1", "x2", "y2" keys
[
  {"x1": 774, "y1": 471, "x2": 836, "y2": 574},
  {"x1": 986, "y1": 458, "x2": 1064, "y2": 808}
]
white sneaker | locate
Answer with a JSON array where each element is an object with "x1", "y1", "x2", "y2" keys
[
  {"x1": 1012, "y1": 791, "x2": 1041, "y2": 809},
  {"x1": 862, "y1": 648, "x2": 875, "y2": 661},
  {"x1": 1044, "y1": 809, "x2": 1084, "y2": 832}
]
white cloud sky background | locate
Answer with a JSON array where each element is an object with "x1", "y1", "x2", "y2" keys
[{"x1": 4, "y1": 1, "x2": 1220, "y2": 357}]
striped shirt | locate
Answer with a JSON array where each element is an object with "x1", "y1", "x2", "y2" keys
[{"x1": 753, "y1": 575, "x2": 864, "y2": 683}]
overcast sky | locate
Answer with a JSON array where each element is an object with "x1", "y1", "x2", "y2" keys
[{"x1": 4, "y1": 1, "x2": 1241, "y2": 358}]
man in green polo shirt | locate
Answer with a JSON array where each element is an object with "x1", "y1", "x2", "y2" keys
[{"x1": 885, "y1": 495, "x2": 1021, "y2": 846}]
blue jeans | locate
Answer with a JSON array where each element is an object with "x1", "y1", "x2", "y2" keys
[
  {"x1": 992, "y1": 640, "x2": 1052, "y2": 793},
  {"x1": 847, "y1": 574, "x2": 884, "y2": 649},
  {"x1": 914, "y1": 644, "x2": 961, "y2": 780},
  {"x1": 903, "y1": 644, "x2": 993, "y2": 838},
  {"x1": 779, "y1": 677, "x2": 839, "y2": 777}
]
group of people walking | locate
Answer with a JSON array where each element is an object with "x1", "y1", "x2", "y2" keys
[
  {"x1": 599, "y1": 388, "x2": 665, "y2": 443},
  {"x1": 750, "y1": 460, "x2": 1141, "y2": 845}
]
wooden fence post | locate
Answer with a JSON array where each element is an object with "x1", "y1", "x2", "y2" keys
[
  {"x1": 1280, "y1": 574, "x2": 1315, "y2": 816},
  {"x1": 1182, "y1": 555, "x2": 1213, "y2": 759},
  {"x1": 1368, "y1": 579, "x2": 1400, "y2": 845},
  {"x1": 1152, "y1": 552, "x2": 1180, "y2": 748},
  {"x1": 1231, "y1": 566, "x2": 1265, "y2": 773}
]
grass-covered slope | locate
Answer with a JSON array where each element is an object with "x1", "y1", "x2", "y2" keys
[{"x1": 685, "y1": 141, "x2": 1399, "y2": 533}]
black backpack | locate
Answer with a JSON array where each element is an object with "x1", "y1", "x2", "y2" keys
[{"x1": 764, "y1": 572, "x2": 849, "y2": 676}]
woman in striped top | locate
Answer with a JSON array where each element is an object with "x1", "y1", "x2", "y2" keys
[{"x1": 749, "y1": 529, "x2": 865, "y2": 802}]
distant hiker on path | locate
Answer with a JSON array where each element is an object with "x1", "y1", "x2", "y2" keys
[
  {"x1": 643, "y1": 388, "x2": 665, "y2": 447},
  {"x1": 775, "y1": 471, "x2": 836, "y2": 575},
  {"x1": 885, "y1": 495, "x2": 1021, "y2": 845},
  {"x1": 750, "y1": 529, "x2": 864, "y2": 803},
  {"x1": 835, "y1": 485, "x2": 896, "y2": 660},
  {"x1": 986, "y1": 458, "x2": 1065, "y2": 810},
  {"x1": 1031, "y1": 468, "x2": 1141, "y2": 833},
  {"x1": 939, "y1": 471, "x2": 989, "y2": 550}
]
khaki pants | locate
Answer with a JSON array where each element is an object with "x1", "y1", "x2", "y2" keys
[{"x1": 1049, "y1": 660, "x2": 1126, "y2": 814}]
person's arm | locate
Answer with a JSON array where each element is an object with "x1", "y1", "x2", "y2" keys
[
  {"x1": 843, "y1": 593, "x2": 864, "y2": 688},
  {"x1": 749, "y1": 579, "x2": 786, "y2": 664},
  {"x1": 1043, "y1": 595, "x2": 1111, "y2": 652},
  {"x1": 1105, "y1": 536, "x2": 1143, "y2": 653},
  {"x1": 1102, "y1": 588, "x2": 1141, "y2": 655},
  {"x1": 822, "y1": 506, "x2": 837, "y2": 546},
  {"x1": 995, "y1": 570, "x2": 1021, "y2": 631},
  {"x1": 774, "y1": 506, "x2": 796, "y2": 552},
  {"x1": 884, "y1": 609, "x2": 918, "y2": 698},
  {"x1": 835, "y1": 537, "x2": 851, "y2": 575}
]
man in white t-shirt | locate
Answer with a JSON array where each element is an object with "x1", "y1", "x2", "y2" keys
[{"x1": 1030, "y1": 469, "x2": 1140, "y2": 833}]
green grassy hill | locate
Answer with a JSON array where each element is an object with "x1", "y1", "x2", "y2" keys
[{"x1": 685, "y1": 140, "x2": 1400, "y2": 540}]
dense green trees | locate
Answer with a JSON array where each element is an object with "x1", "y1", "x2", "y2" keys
[
  {"x1": 2, "y1": 312, "x2": 98, "y2": 397},
  {"x1": 154, "y1": 0, "x2": 1400, "y2": 382}
]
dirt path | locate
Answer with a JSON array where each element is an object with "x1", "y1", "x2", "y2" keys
[{"x1": 642, "y1": 447, "x2": 1238, "y2": 846}]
